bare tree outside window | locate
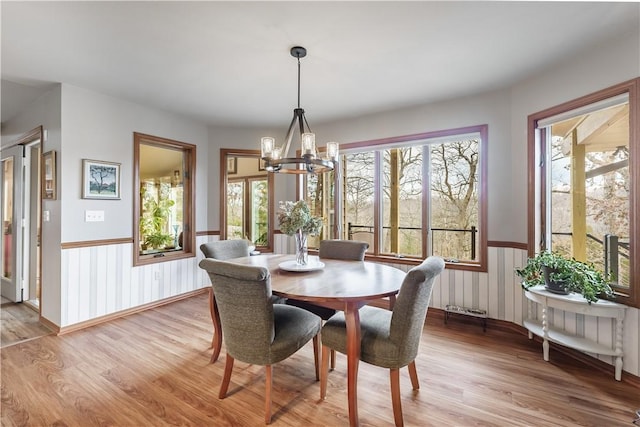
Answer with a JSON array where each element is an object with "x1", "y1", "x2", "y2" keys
[
  {"x1": 430, "y1": 140, "x2": 479, "y2": 261},
  {"x1": 382, "y1": 147, "x2": 422, "y2": 256},
  {"x1": 344, "y1": 152, "x2": 375, "y2": 248},
  {"x1": 340, "y1": 132, "x2": 482, "y2": 262}
]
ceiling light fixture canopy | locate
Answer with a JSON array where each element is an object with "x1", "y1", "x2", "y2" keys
[{"x1": 261, "y1": 46, "x2": 339, "y2": 174}]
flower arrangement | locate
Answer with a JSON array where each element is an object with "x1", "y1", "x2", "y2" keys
[{"x1": 277, "y1": 200, "x2": 323, "y2": 236}]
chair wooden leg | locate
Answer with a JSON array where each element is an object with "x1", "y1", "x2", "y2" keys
[
  {"x1": 330, "y1": 349, "x2": 336, "y2": 370},
  {"x1": 312, "y1": 333, "x2": 321, "y2": 381},
  {"x1": 265, "y1": 365, "x2": 273, "y2": 424},
  {"x1": 320, "y1": 345, "x2": 330, "y2": 400},
  {"x1": 209, "y1": 287, "x2": 215, "y2": 347},
  {"x1": 210, "y1": 290, "x2": 223, "y2": 363},
  {"x1": 390, "y1": 368, "x2": 404, "y2": 427},
  {"x1": 408, "y1": 360, "x2": 419, "y2": 390},
  {"x1": 219, "y1": 354, "x2": 234, "y2": 399}
]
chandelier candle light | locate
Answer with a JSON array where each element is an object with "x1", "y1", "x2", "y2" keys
[{"x1": 261, "y1": 46, "x2": 339, "y2": 174}]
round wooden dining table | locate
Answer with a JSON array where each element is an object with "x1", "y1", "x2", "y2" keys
[{"x1": 215, "y1": 253, "x2": 407, "y2": 427}]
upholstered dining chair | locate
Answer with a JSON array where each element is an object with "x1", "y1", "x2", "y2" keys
[
  {"x1": 319, "y1": 256, "x2": 445, "y2": 427},
  {"x1": 287, "y1": 239, "x2": 369, "y2": 368},
  {"x1": 200, "y1": 240, "x2": 251, "y2": 363},
  {"x1": 198, "y1": 258, "x2": 322, "y2": 425},
  {"x1": 200, "y1": 240, "x2": 286, "y2": 363},
  {"x1": 200, "y1": 239, "x2": 251, "y2": 261}
]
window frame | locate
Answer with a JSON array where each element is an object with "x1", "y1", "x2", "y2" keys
[
  {"x1": 527, "y1": 78, "x2": 639, "y2": 308},
  {"x1": 133, "y1": 132, "x2": 196, "y2": 266},
  {"x1": 220, "y1": 148, "x2": 274, "y2": 251},
  {"x1": 303, "y1": 125, "x2": 488, "y2": 272}
]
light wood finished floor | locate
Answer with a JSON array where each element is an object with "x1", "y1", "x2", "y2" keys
[
  {"x1": 1, "y1": 302, "x2": 53, "y2": 348},
  {"x1": 1, "y1": 292, "x2": 638, "y2": 426}
]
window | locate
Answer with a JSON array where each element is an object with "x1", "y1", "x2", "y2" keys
[
  {"x1": 220, "y1": 149, "x2": 274, "y2": 250},
  {"x1": 133, "y1": 133, "x2": 195, "y2": 266},
  {"x1": 305, "y1": 125, "x2": 488, "y2": 270},
  {"x1": 528, "y1": 79, "x2": 638, "y2": 308},
  {"x1": 304, "y1": 170, "x2": 336, "y2": 249}
]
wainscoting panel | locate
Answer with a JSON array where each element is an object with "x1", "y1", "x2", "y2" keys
[
  {"x1": 62, "y1": 235, "x2": 639, "y2": 377},
  {"x1": 61, "y1": 236, "x2": 215, "y2": 327}
]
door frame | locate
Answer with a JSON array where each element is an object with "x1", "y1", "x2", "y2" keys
[{"x1": 1, "y1": 126, "x2": 43, "y2": 307}]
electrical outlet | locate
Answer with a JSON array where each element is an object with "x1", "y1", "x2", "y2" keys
[{"x1": 85, "y1": 210, "x2": 104, "y2": 222}]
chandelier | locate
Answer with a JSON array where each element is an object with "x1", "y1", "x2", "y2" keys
[{"x1": 260, "y1": 46, "x2": 339, "y2": 174}]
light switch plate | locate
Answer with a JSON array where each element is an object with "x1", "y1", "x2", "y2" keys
[{"x1": 85, "y1": 210, "x2": 104, "y2": 222}]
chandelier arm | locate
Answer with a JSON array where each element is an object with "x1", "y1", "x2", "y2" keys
[
  {"x1": 302, "y1": 113, "x2": 312, "y2": 134},
  {"x1": 281, "y1": 112, "x2": 298, "y2": 160},
  {"x1": 297, "y1": 110, "x2": 306, "y2": 137}
]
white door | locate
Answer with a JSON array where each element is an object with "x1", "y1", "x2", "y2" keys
[{"x1": 1, "y1": 145, "x2": 25, "y2": 302}]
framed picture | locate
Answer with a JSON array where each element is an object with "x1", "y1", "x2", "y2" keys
[
  {"x1": 227, "y1": 156, "x2": 237, "y2": 174},
  {"x1": 82, "y1": 159, "x2": 121, "y2": 199},
  {"x1": 258, "y1": 158, "x2": 266, "y2": 172},
  {"x1": 42, "y1": 150, "x2": 56, "y2": 200}
]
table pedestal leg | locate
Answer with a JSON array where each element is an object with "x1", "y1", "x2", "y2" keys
[{"x1": 345, "y1": 303, "x2": 361, "y2": 427}]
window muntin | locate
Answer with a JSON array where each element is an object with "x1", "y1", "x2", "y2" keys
[
  {"x1": 133, "y1": 133, "x2": 195, "y2": 266},
  {"x1": 308, "y1": 125, "x2": 487, "y2": 269}
]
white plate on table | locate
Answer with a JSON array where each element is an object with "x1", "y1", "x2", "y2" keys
[{"x1": 278, "y1": 260, "x2": 325, "y2": 272}]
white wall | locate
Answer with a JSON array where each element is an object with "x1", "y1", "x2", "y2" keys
[
  {"x1": 2, "y1": 85, "x2": 64, "y2": 324},
  {"x1": 2, "y1": 84, "x2": 211, "y2": 326},
  {"x1": 207, "y1": 125, "x2": 296, "y2": 231},
  {"x1": 509, "y1": 28, "x2": 640, "y2": 242},
  {"x1": 60, "y1": 84, "x2": 210, "y2": 242},
  {"x1": 314, "y1": 88, "x2": 514, "y2": 242}
]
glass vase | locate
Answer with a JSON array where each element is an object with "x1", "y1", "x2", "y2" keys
[{"x1": 295, "y1": 230, "x2": 308, "y2": 266}]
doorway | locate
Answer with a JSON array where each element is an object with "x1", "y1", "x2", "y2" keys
[{"x1": 1, "y1": 127, "x2": 45, "y2": 346}]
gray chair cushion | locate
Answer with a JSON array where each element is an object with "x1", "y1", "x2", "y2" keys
[
  {"x1": 321, "y1": 256, "x2": 445, "y2": 369},
  {"x1": 201, "y1": 240, "x2": 285, "y2": 304},
  {"x1": 199, "y1": 258, "x2": 320, "y2": 366}
]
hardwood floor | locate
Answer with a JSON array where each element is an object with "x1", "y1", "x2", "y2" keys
[
  {"x1": 1, "y1": 302, "x2": 53, "y2": 348},
  {"x1": 1, "y1": 292, "x2": 638, "y2": 426}
]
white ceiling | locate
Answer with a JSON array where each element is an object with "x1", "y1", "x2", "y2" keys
[{"x1": 2, "y1": 1, "x2": 638, "y2": 128}]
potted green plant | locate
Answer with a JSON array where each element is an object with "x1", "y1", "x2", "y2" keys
[
  {"x1": 139, "y1": 184, "x2": 175, "y2": 250},
  {"x1": 516, "y1": 251, "x2": 614, "y2": 303}
]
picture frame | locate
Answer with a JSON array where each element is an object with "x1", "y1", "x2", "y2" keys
[
  {"x1": 258, "y1": 158, "x2": 266, "y2": 172},
  {"x1": 42, "y1": 150, "x2": 56, "y2": 200},
  {"x1": 227, "y1": 156, "x2": 237, "y2": 174},
  {"x1": 82, "y1": 159, "x2": 121, "y2": 199}
]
